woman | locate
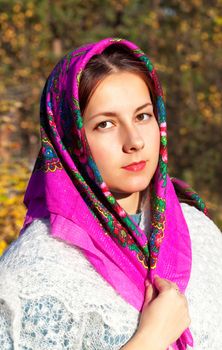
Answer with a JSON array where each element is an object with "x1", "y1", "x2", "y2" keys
[{"x1": 0, "y1": 38, "x2": 221, "y2": 350}]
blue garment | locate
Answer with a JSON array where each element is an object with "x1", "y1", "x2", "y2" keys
[{"x1": 130, "y1": 212, "x2": 142, "y2": 226}]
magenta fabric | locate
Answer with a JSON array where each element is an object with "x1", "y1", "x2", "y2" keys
[{"x1": 21, "y1": 37, "x2": 203, "y2": 349}]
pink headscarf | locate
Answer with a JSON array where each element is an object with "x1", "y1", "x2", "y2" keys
[{"x1": 22, "y1": 38, "x2": 207, "y2": 349}]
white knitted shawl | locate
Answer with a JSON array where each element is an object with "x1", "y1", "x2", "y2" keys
[{"x1": 0, "y1": 203, "x2": 222, "y2": 350}]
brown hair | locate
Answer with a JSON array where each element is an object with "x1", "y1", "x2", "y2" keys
[{"x1": 79, "y1": 43, "x2": 157, "y2": 115}]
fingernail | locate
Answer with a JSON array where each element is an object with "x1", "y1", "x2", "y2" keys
[
  {"x1": 154, "y1": 274, "x2": 160, "y2": 279},
  {"x1": 145, "y1": 279, "x2": 150, "y2": 287}
]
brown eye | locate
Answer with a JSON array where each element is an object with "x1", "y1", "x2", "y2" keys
[
  {"x1": 97, "y1": 121, "x2": 113, "y2": 129},
  {"x1": 137, "y1": 113, "x2": 151, "y2": 121}
]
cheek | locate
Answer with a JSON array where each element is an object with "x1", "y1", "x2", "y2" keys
[
  {"x1": 144, "y1": 123, "x2": 160, "y2": 154},
  {"x1": 152, "y1": 121, "x2": 161, "y2": 149},
  {"x1": 87, "y1": 137, "x2": 116, "y2": 172},
  {"x1": 91, "y1": 147, "x2": 107, "y2": 165},
  {"x1": 155, "y1": 130, "x2": 161, "y2": 152}
]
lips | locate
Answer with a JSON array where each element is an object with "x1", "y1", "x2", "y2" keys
[{"x1": 122, "y1": 161, "x2": 146, "y2": 172}]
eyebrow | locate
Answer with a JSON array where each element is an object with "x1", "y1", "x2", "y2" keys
[{"x1": 88, "y1": 102, "x2": 153, "y2": 120}]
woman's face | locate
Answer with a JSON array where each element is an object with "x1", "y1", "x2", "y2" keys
[{"x1": 83, "y1": 71, "x2": 160, "y2": 197}]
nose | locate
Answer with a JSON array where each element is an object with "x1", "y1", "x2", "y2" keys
[{"x1": 122, "y1": 126, "x2": 145, "y2": 153}]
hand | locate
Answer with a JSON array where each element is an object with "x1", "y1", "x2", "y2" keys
[{"x1": 136, "y1": 275, "x2": 191, "y2": 350}]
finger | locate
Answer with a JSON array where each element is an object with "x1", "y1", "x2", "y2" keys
[
  {"x1": 153, "y1": 275, "x2": 172, "y2": 292},
  {"x1": 171, "y1": 281, "x2": 180, "y2": 290},
  {"x1": 143, "y1": 282, "x2": 155, "y2": 307}
]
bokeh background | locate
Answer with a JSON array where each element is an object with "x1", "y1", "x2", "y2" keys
[{"x1": 1, "y1": 0, "x2": 222, "y2": 255}]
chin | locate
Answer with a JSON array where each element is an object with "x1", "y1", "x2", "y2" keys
[{"x1": 114, "y1": 178, "x2": 151, "y2": 194}]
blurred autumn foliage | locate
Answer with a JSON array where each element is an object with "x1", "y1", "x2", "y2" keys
[{"x1": 0, "y1": 0, "x2": 222, "y2": 255}]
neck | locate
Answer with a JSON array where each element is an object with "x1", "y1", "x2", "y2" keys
[{"x1": 112, "y1": 191, "x2": 142, "y2": 215}]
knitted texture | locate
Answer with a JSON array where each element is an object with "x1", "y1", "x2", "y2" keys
[{"x1": 0, "y1": 203, "x2": 221, "y2": 350}]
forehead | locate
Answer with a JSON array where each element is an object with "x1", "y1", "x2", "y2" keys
[{"x1": 86, "y1": 71, "x2": 151, "y2": 109}]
